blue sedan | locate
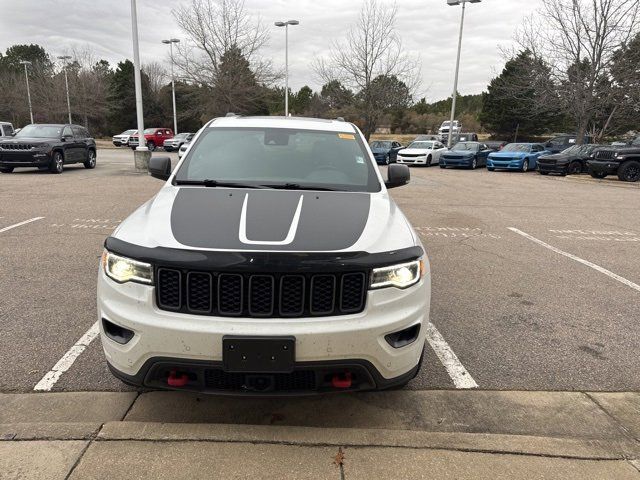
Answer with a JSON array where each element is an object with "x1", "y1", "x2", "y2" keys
[
  {"x1": 369, "y1": 140, "x2": 404, "y2": 165},
  {"x1": 440, "y1": 142, "x2": 493, "y2": 169},
  {"x1": 487, "y1": 143, "x2": 550, "y2": 172}
]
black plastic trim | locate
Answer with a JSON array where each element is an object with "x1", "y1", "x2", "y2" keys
[
  {"x1": 156, "y1": 268, "x2": 182, "y2": 311},
  {"x1": 104, "y1": 237, "x2": 424, "y2": 273},
  {"x1": 248, "y1": 275, "x2": 275, "y2": 317}
]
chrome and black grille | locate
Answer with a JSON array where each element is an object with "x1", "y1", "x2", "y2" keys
[
  {"x1": 156, "y1": 268, "x2": 368, "y2": 318},
  {"x1": 0, "y1": 143, "x2": 34, "y2": 150},
  {"x1": 594, "y1": 150, "x2": 616, "y2": 160}
]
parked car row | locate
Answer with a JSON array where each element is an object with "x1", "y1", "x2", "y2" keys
[{"x1": 111, "y1": 128, "x2": 195, "y2": 152}]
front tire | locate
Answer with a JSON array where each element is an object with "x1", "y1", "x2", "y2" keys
[
  {"x1": 0, "y1": 167, "x2": 13, "y2": 173},
  {"x1": 487, "y1": 167, "x2": 495, "y2": 171},
  {"x1": 84, "y1": 150, "x2": 96, "y2": 169},
  {"x1": 469, "y1": 157, "x2": 477, "y2": 170},
  {"x1": 568, "y1": 161, "x2": 582, "y2": 175},
  {"x1": 590, "y1": 170, "x2": 607, "y2": 179},
  {"x1": 147, "y1": 141, "x2": 156, "y2": 152},
  {"x1": 618, "y1": 161, "x2": 640, "y2": 182},
  {"x1": 49, "y1": 151, "x2": 64, "y2": 174},
  {"x1": 384, "y1": 154, "x2": 390, "y2": 165},
  {"x1": 426, "y1": 155, "x2": 432, "y2": 167},
  {"x1": 522, "y1": 159, "x2": 529, "y2": 172},
  {"x1": 539, "y1": 171, "x2": 549, "y2": 175}
]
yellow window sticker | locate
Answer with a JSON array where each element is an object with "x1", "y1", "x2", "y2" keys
[{"x1": 338, "y1": 133, "x2": 355, "y2": 140}]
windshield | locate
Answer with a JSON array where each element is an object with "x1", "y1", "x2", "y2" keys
[
  {"x1": 502, "y1": 143, "x2": 530, "y2": 152},
  {"x1": 175, "y1": 127, "x2": 380, "y2": 192},
  {"x1": 453, "y1": 142, "x2": 478, "y2": 151},
  {"x1": 15, "y1": 125, "x2": 63, "y2": 138},
  {"x1": 174, "y1": 133, "x2": 190, "y2": 140},
  {"x1": 370, "y1": 141, "x2": 392, "y2": 149},
  {"x1": 121, "y1": 129, "x2": 136, "y2": 135},
  {"x1": 406, "y1": 141, "x2": 433, "y2": 149},
  {"x1": 561, "y1": 145, "x2": 581, "y2": 154},
  {"x1": 143, "y1": 128, "x2": 156, "y2": 134}
]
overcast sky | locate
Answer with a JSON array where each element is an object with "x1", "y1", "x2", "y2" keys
[{"x1": 0, "y1": 0, "x2": 543, "y2": 101}]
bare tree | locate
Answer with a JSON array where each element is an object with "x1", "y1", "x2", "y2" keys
[
  {"x1": 172, "y1": 0, "x2": 273, "y2": 86},
  {"x1": 516, "y1": 0, "x2": 640, "y2": 142},
  {"x1": 143, "y1": 61, "x2": 168, "y2": 95},
  {"x1": 314, "y1": 0, "x2": 419, "y2": 139}
]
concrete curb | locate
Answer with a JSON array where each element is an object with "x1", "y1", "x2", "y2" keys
[{"x1": 98, "y1": 421, "x2": 640, "y2": 460}]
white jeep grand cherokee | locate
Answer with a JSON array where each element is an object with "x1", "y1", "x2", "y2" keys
[{"x1": 98, "y1": 116, "x2": 430, "y2": 395}]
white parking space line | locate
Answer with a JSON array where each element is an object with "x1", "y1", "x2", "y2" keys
[
  {"x1": 508, "y1": 227, "x2": 640, "y2": 293},
  {"x1": 0, "y1": 216, "x2": 44, "y2": 233},
  {"x1": 34, "y1": 321, "x2": 100, "y2": 391},
  {"x1": 425, "y1": 322, "x2": 478, "y2": 389}
]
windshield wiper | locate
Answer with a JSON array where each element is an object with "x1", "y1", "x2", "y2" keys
[
  {"x1": 260, "y1": 183, "x2": 338, "y2": 191},
  {"x1": 175, "y1": 179, "x2": 263, "y2": 189}
]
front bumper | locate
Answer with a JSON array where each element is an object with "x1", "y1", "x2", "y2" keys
[
  {"x1": 0, "y1": 151, "x2": 50, "y2": 167},
  {"x1": 587, "y1": 160, "x2": 619, "y2": 175},
  {"x1": 537, "y1": 161, "x2": 568, "y2": 174},
  {"x1": 440, "y1": 156, "x2": 472, "y2": 167},
  {"x1": 487, "y1": 158, "x2": 524, "y2": 170},
  {"x1": 397, "y1": 156, "x2": 428, "y2": 165},
  {"x1": 97, "y1": 267, "x2": 430, "y2": 394}
]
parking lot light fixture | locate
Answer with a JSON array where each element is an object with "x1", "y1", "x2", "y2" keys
[
  {"x1": 162, "y1": 38, "x2": 180, "y2": 135},
  {"x1": 19, "y1": 60, "x2": 34, "y2": 124},
  {"x1": 445, "y1": 0, "x2": 481, "y2": 148},
  {"x1": 274, "y1": 20, "x2": 299, "y2": 117},
  {"x1": 130, "y1": 0, "x2": 147, "y2": 154},
  {"x1": 57, "y1": 56, "x2": 73, "y2": 124}
]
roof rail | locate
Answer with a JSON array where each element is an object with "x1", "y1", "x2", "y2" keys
[
  {"x1": 225, "y1": 112, "x2": 239, "y2": 117},
  {"x1": 335, "y1": 117, "x2": 345, "y2": 122}
]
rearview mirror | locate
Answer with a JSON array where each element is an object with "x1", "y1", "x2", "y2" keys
[
  {"x1": 385, "y1": 163, "x2": 410, "y2": 189},
  {"x1": 149, "y1": 156, "x2": 171, "y2": 180}
]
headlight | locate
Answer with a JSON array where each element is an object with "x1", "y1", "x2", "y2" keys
[
  {"x1": 370, "y1": 259, "x2": 425, "y2": 289},
  {"x1": 101, "y1": 250, "x2": 153, "y2": 284}
]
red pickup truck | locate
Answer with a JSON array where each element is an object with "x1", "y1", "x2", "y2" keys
[{"x1": 129, "y1": 128, "x2": 174, "y2": 151}]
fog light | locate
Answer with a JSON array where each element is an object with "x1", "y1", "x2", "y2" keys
[
  {"x1": 102, "y1": 318, "x2": 134, "y2": 345},
  {"x1": 385, "y1": 324, "x2": 421, "y2": 349}
]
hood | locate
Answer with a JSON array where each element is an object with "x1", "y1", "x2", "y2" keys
[
  {"x1": 0, "y1": 137, "x2": 54, "y2": 144},
  {"x1": 489, "y1": 151, "x2": 527, "y2": 159},
  {"x1": 113, "y1": 186, "x2": 417, "y2": 254},
  {"x1": 370, "y1": 147, "x2": 388, "y2": 154},
  {"x1": 398, "y1": 148, "x2": 432, "y2": 155},
  {"x1": 444, "y1": 150, "x2": 474, "y2": 157}
]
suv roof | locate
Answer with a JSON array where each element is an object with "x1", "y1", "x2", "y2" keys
[{"x1": 209, "y1": 116, "x2": 357, "y2": 133}]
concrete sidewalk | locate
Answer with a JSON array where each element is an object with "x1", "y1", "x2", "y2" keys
[{"x1": 1, "y1": 390, "x2": 640, "y2": 479}]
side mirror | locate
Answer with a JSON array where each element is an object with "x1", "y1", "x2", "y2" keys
[
  {"x1": 385, "y1": 163, "x2": 410, "y2": 189},
  {"x1": 149, "y1": 156, "x2": 171, "y2": 180}
]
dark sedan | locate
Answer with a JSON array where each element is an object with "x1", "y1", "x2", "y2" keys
[
  {"x1": 537, "y1": 144, "x2": 603, "y2": 176},
  {"x1": 440, "y1": 142, "x2": 492, "y2": 169},
  {"x1": 369, "y1": 140, "x2": 403, "y2": 165}
]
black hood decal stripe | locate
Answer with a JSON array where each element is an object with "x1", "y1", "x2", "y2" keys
[{"x1": 170, "y1": 188, "x2": 371, "y2": 251}]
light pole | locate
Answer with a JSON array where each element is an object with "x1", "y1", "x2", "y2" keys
[
  {"x1": 162, "y1": 38, "x2": 180, "y2": 134},
  {"x1": 445, "y1": 0, "x2": 481, "y2": 148},
  {"x1": 19, "y1": 60, "x2": 34, "y2": 124},
  {"x1": 130, "y1": 0, "x2": 147, "y2": 155},
  {"x1": 57, "y1": 55, "x2": 73, "y2": 124},
  {"x1": 274, "y1": 20, "x2": 299, "y2": 117}
]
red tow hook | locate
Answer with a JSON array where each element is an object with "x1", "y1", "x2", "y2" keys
[
  {"x1": 332, "y1": 372, "x2": 352, "y2": 389},
  {"x1": 167, "y1": 370, "x2": 189, "y2": 387}
]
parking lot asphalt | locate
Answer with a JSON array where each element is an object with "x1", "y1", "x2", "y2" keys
[{"x1": 0, "y1": 149, "x2": 638, "y2": 393}]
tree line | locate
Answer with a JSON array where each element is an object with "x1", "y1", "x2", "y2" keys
[{"x1": 0, "y1": 0, "x2": 637, "y2": 142}]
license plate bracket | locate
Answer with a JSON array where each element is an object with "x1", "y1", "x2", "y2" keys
[{"x1": 222, "y1": 336, "x2": 295, "y2": 373}]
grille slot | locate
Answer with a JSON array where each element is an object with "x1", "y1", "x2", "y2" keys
[
  {"x1": 157, "y1": 269, "x2": 181, "y2": 310},
  {"x1": 156, "y1": 269, "x2": 366, "y2": 318},
  {"x1": 248, "y1": 275, "x2": 274, "y2": 316},
  {"x1": 218, "y1": 274, "x2": 243, "y2": 315},
  {"x1": 340, "y1": 273, "x2": 366, "y2": 313},
  {"x1": 280, "y1": 275, "x2": 305, "y2": 316},
  {"x1": 187, "y1": 272, "x2": 213, "y2": 313},
  {"x1": 310, "y1": 275, "x2": 336, "y2": 315}
]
